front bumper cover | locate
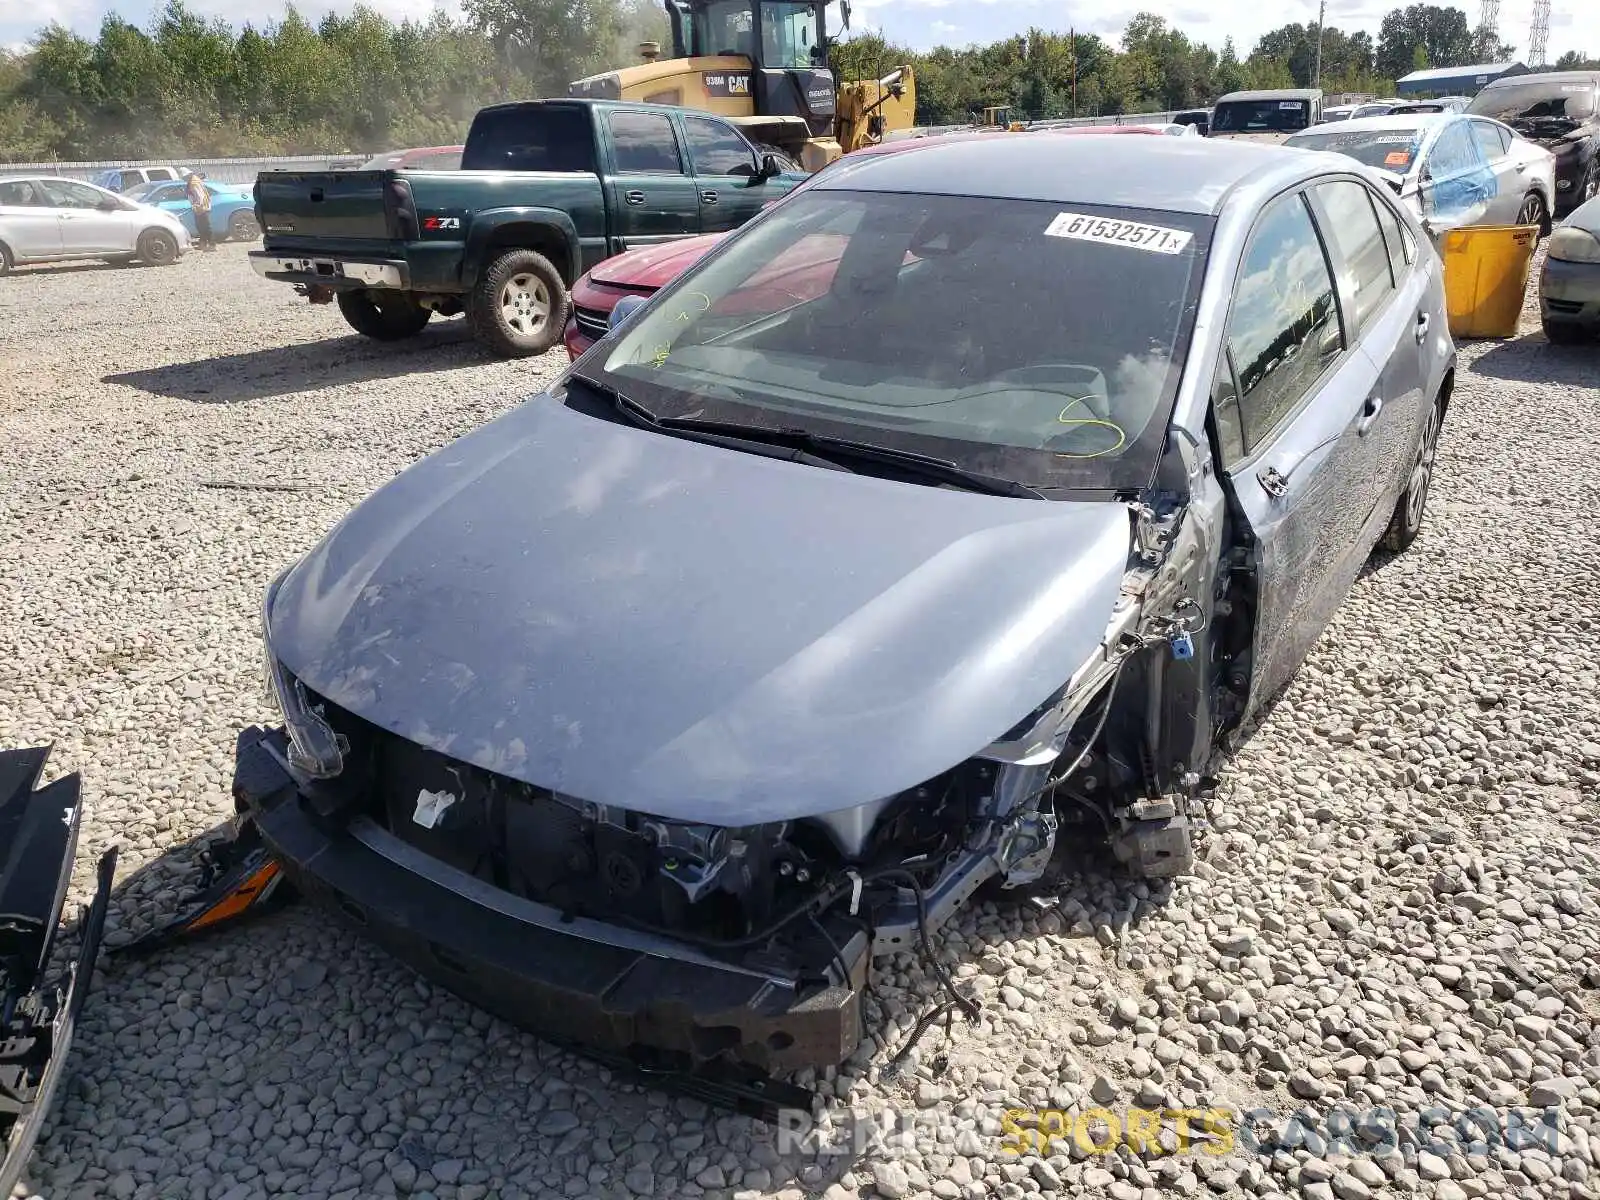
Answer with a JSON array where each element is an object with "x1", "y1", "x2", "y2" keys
[
  {"x1": 232, "y1": 726, "x2": 867, "y2": 1091},
  {"x1": 1540, "y1": 254, "x2": 1600, "y2": 330}
]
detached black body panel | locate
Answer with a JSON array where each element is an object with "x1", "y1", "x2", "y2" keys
[{"x1": 0, "y1": 746, "x2": 117, "y2": 1197}]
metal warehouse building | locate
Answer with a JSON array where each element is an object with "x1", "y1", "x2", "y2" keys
[{"x1": 1395, "y1": 61, "x2": 1529, "y2": 95}]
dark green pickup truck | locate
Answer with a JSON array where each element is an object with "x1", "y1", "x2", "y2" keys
[{"x1": 249, "y1": 98, "x2": 806, "y2": 357}]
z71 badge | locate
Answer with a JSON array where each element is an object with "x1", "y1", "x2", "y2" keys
[{"x1": 423, "y1": 215, "x2": 461, "y2": 231}]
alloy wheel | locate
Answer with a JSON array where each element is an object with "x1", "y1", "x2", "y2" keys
[
  {"x1": 499, "y1": 273, "x2": 551, "y2": 337},
  {"x1": 1406, "y1": 401, "x2": 1440, "y2": 533}
]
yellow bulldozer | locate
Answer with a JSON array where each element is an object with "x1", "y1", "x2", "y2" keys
[{"x1": 568, "y1": 0, "x2": 916, "y2": 172}]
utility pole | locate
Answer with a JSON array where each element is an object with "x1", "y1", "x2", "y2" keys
[
  {"x1": 1070, "y1": 28, "x2": 1078, "y2": 117},
  {"x1": 1313, "y1": 0, "x2": 1326, "y2": 88}
]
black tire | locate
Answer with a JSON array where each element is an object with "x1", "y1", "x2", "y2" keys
[
  {"x1": 1516, "y1": 191, "x2": 1547, "y2": 237},
  {"x1": 1580, "y1": 159, "x2": 1600, "y2": 209},
  {"x1": 137, "y1": 228, "x2": 180, "y2": 266},
  {"x1": 0, "y1": 241, "x2": 11, "y2": 275},
  {"x1": 227, "y1": 210, "x2": 260, "y2": 241},
  {"x1": 336, "y1": 290, "x2": 433, "y2": 341},
  {"x1": 1543, "y1": 318, "x2": 1590, "y2": 345},
  {"x1": 1380, "y1": 392, "x2": 1443, "y2": 554},
  {"x1": 467, "y1": 249, "x2": 568, "y2": 358}
]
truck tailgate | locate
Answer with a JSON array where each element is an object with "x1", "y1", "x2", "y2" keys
[{"x1": 255, "y1": 170, "x2": 405, "y2": 242}]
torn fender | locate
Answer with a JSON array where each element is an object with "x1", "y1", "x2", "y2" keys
[{"x1": 0, "y1": 745, "x2": 118, "y2": 1197}]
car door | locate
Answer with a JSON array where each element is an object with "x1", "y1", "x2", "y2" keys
[
  {"x1": 0, "y1": 179, "x2": 63, "y2": 261},
  {"x1": 1466, "y1": 118, "x2": 1523, "y2": 223},
  {"x1": 40, "y1": 180, "x2": 133, "y2": 255},
  {"x1": 1418, "y1": 120, "x2": 1494, "y2": 229},
  {"x1": 146, "y1": 182, "x2": 196, "y2": 235},
  {"x1": 602, "y1": 108, "x2": 701, "y2": 250},
  {"x1": 1307, "y1": 177, "x2": 1431, "y2": 546},
  {"x1": 1210, "y1": 186, "x2": 1385, "y2": 715},
  {"x1": 681, "y1": 114, "x2": 768, "y2": 233}
]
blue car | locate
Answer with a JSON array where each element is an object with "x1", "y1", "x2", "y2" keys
[{"x1": 132, "y1": 179, "x2": 259, "y2": 241}]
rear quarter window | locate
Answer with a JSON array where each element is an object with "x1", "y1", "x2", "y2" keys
[{"x1": 462, "y1": 106, "x2": 598, "y2": 173}]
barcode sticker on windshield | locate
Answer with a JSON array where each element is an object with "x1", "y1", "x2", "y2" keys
[{"x1": 1044, "y1": 211, "x2": 1193, "y2": 255}]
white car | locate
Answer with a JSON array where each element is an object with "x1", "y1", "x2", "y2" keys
[
  {"x1": 0, "y1": 175, "x2": 191, "y2": 274},
  {"x1": 1285, "y1": 113, "x2": 1557, "y2": 235}
]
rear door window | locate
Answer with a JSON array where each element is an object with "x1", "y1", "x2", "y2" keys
[
  {"x1": 1310, "y1": 180, "x2": 1396, "y2": 338},
  {"x1": 1469, "y1": 119, "x2": 1509, "y2": 160},
  {"x1": 0, "y1": 180, "x2": 47, "y2": 206},
  {"x1": 609, "y1": 111, "x2": 685, "y2": 174}
]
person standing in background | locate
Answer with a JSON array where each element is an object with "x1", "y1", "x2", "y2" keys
[{"x1": 185, "y1": 171, "x2": 215, "y2": 252}]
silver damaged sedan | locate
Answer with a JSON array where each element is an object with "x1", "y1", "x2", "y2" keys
[{"x1": 233, "y1": 135, "x2": 1457, "y2": 1088}]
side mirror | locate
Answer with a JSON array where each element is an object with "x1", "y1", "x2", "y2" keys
[
  {"x1": 97, "y1": 196, "x2": 120, "y2": 211},
  {"x1": 608, "y1": 294, "x2": 649, "y2": 331},
  {"x1": 758, "y1": 153, "x2": 782, "y2": 181}
]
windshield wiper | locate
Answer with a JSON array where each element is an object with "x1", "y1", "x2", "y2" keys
[{"x1": 570, "y1": 373, "x2": 1043, "y2": 499}]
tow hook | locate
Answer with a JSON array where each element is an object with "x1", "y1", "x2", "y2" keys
[{"x1": 296, "y1": 283, "x2": 335, "y2": 305}]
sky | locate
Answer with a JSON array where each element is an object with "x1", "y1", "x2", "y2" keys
[{"x1": 2, "y1": 0, "x2": 1597, "y2": 69}]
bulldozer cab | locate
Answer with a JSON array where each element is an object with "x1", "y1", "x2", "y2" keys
[{"x1": 568, "y1": 0, "x2": 914, "y2": 171}]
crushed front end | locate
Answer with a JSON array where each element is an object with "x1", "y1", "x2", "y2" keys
[{"x1": 236, "y1": 629, "x2": 1135, "y2": 1086}]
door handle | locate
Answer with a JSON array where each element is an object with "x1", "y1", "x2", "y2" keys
[
  {"x1": 700, "y1": 190, "x2": 719, "y2": 204},
  {"x1": 1356, "y1": 393, "x2": 1384, "y2": 435},
  {"x1": 1414, "y1": 311, "x2": 1430, "y2": 344},
  {"x1": 624, "y1": 190, "x2": 646, "y2": 206}
]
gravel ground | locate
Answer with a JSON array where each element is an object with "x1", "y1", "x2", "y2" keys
[{"x1": 3, "y1": 242, "x2": 1598, "y2": 1200}]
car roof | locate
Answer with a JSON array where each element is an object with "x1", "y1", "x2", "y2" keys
[
  {"x1": 1298, "y1": 113, "x2": 1451, "y2": 135},
  {"x1": 1481, "y1": 69, "x2": 1599, "y2": 88},
  {"x1": 807, "y1": 136, "x2": 1328, "y2": 216},
  {"x1": 1216, "y1": 88, "x2": 1322, "y2": 103}
]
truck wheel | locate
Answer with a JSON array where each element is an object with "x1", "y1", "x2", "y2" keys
[
  {"x1": 336, "y1": 290, "x2": 433, "y2": 341},
  {"x1": 469, "y1": 249, "x2": 568, "y2": 358}
]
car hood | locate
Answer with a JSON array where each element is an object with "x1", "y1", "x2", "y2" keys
[
  {"x1": 267, "y1": 397, "x2": 1134, "y2": 825},
  {"x1": 588, "y1": 233, "x2": 729, "y2": 290}
]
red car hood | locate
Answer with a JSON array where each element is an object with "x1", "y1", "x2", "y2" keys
[{"x1": 588, "y1": 233, "x2": 730, "y2": 289}]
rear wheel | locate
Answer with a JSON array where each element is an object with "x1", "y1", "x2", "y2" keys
[
  {"x1": 137, "y1": 228, "x2": 179, "y2": 266},
  {"x1": 227, "y1": 210, "x2": 260, "y2": 241},
  {"x1": 1380, "y1": 392, "x2": 1443, "y2": 553},
  {"x1": 467, "y1": 248, "x2": 568, "y2": 358},
  {"x1": 0, "y1": 242, "x2": 11, "y2": 275},
  {"x1": 336, "y1": 290, "x2": 433, "y2": 341}
]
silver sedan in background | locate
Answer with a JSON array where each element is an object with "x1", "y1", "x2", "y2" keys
[
  {"x1": 1285, "y1": 113, "x2": 1556, "y2": 236},
  {"x1": 1540, "y1": 192, "x2": 1600, "y2": 342},
  {"x1": 0, "y1": 175, "x2": 191, "y2": 274}
]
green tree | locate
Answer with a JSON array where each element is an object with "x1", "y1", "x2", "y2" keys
[{"x1": 1377, "y1": 4, "x2": 1473, "y2": 81}]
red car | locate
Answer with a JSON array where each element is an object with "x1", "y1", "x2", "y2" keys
[{"x1": 562, "y1": 131, "x2": 1009, "y2": 360}]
